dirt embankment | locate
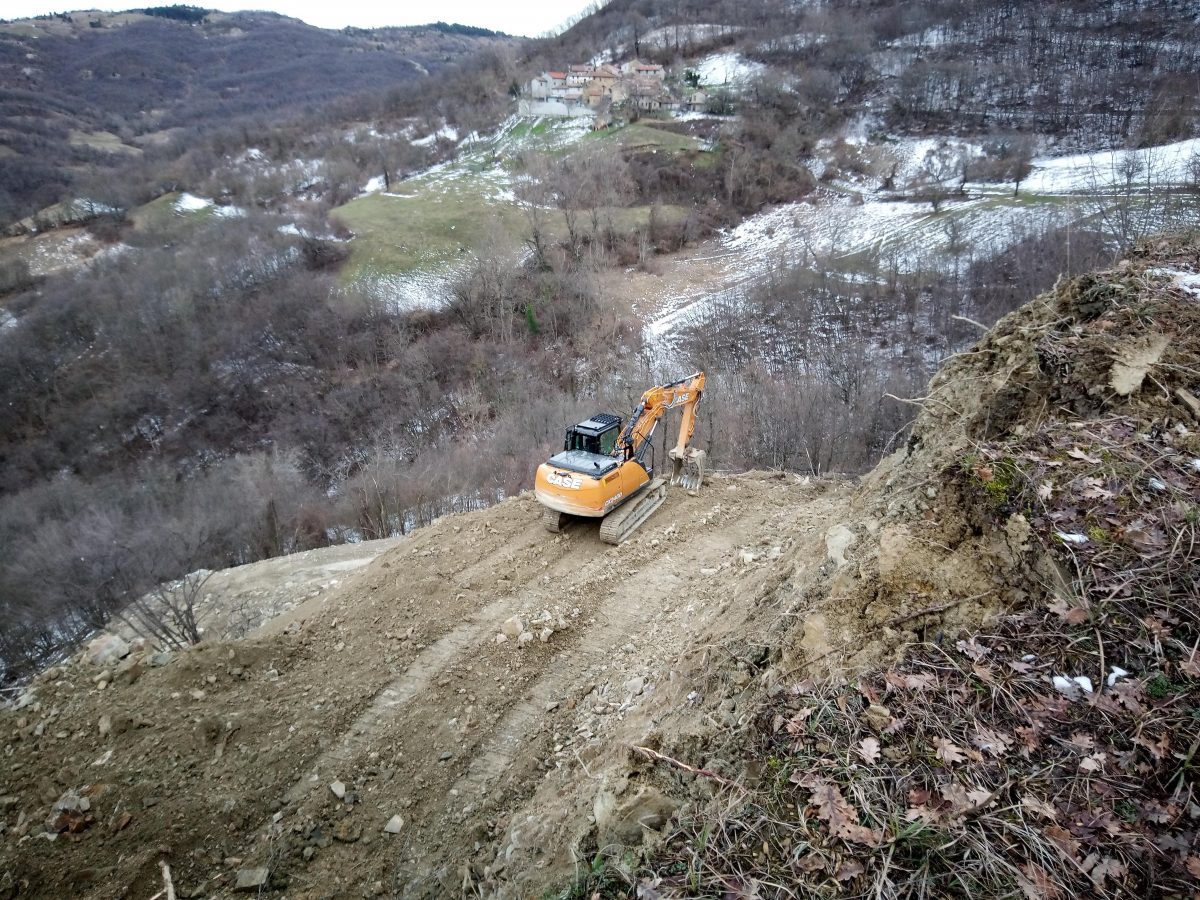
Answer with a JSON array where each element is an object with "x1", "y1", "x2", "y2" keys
[{"x1": 1, "y1": 472, "x2": 861, "y2": 898}]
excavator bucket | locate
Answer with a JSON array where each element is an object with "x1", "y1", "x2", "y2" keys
[{"x1": 670, "y1": 448, "x2": 705, "y2": 491}]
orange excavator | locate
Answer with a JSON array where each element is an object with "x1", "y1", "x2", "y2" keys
[{"x1": 534, "y1": 372, "x2": 706, "y2": 544}]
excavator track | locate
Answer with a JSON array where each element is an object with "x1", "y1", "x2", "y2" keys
[
  {"x1": 542, "y1": 507, "x2": 568, "y2": 534},
  {"x1": 599, "y1": 478, "x2": 667, "y2": 545}
]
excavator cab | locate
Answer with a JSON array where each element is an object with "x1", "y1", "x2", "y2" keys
[{"x1": 563, "y1": 413, "x2": 622, "y2": 458}]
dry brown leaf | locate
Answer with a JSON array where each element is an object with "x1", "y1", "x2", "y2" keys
[
  {"x1": 956, "y1": 637, "x2": 990, "y2": 660},
  {"x1": 1180, "y1": 644, "x2": 1200, "y2": 679},
  {"x1": 907, "y1": 672, "x2": 937, "y2": 691},
  {"x1": 972, "y1": 662, "x2": 996, "y2": 683},
  {"x1": 794, "y1": 853, "x2": 826, "y2": 873},
  {"x1": 1088, "y1": 856, "x2": 1127, "y2": 887},
  {"x1": 1079, "y1": 752, "x2": 1106, "y2": 773},
  {"x1": 1140, "y1": 801, "x2": 1178, "y2": 824},
  {"x1": 808, "y1": 782, "x2": 882, "y2": 845},
  {"x1": 1048, "y1": 597, "x2": 1089, "y2": 625},
  {"x1": 1135, "y1": 732, "x2": 1170, "y2": 761},
  {"x1": 1019, "y1": 862, "x2": 1061, "y2": 900},
  {"x1": 966, "y1": 788, "x2": 993, "y2": 808},
  {"x1": 1067, "y1": 732, "x2": 1095, "y2": 750},
  {"x1": 932, "y1": 737, "x2": 967, "y2": 765},
  {"x1": 1066, "y1": 447, "x2": 1101, "y2": 464},
  {"x1": 1020, "y1": 795, "x2": 1058, "y2": 821},
  {"x1": 784, "y1": 708, "x2": 814, "y2": 735},
  {"x1": 810, "y1": 781, "x2": 856, "y2": 831},
  {"x1": 1044, "y1": 824, "x2": 1081, "y2": 861},
  {"x1": 1185, "y1": 856, "x2": 1200, "y2": 878},
  {"x1": 835, "y1": 859, "x2": 864, "y2": 882},
  {"x1": 1037, "y1": 481, "x2": 1053, "y2": 501},
  {"x1": 972, "y1": 726, "x2": 1012, "y2": 757},
  {"x1": 857, "y1": 737, "x2": 880, "y2": 765}
]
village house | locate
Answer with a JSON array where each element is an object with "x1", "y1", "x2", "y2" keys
[
  {"x1": 520, "y1": 59, "x2": 676, "y2": 121},
  {"x1": 529, "y1": 71, "x2": 567, "y2": 100},
  {"x1": 566, "y1": 64, "x2": 594, "y2": 87}
]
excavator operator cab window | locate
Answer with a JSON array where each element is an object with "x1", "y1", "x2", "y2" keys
[{"x1": 565, "y1": 413, "x2": 622, "y2": 458}]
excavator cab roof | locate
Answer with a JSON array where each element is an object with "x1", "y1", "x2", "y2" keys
[
  {"x1": 572, "y1": 412, "x2": 621, "y2": 437},
  {"x1": 550, "y1": 413, "x2": 623, "y2": 476}
]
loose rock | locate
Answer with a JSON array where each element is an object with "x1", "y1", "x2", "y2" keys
[
  {"x1": 383, "y1": 814, "x2": 404, "y2": 834},
  {"x1": 234, "y1": 867, "x2": 270, "y2": 891},
  {"x1": 85, "y1": 633, "x2": 130, "y2": 667},
  {"x1": 501, "y1": 616, "x2": 524, "y2": 639}
]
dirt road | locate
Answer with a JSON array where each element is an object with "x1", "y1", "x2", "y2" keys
[{"x1": 0, "y1": 472, "x2": 853, "y2": 898}]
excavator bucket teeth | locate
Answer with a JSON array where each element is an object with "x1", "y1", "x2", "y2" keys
[{"x1": 671, "y1": 449, "x2": 706, "y2": 491}]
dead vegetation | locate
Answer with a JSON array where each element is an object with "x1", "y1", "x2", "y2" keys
[{"x1": 606, "y1": 234, "x2": 1200, "y2": 899}]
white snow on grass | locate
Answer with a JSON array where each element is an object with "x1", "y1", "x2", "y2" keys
[
  {"x1": 356, "y1": 266, "x2": 466, "y2": 313},
  {"x1": 412, "y1": 124, "x2": 459, "y2": 148},
  {"x1": 174, "y1": 192, "x2": 213, "y2": 213},
  {"x1": 361, "y1": 175, "x2": 386, "y2": 195},
  {"x1": 174, "y1": 193, "x2": 245, "y2": 217},
  {"x1": 646, "y1": 191, "x2": 1080, "y2": 345},
  {"x1": 694, "y1": 52, "x2": 766, "y2": 87},
  {"x1": 1019, "y1": 138, "x2": 1200, "y2": 194},
  {"x1": 1146, "y1": 267, "x2": 1200, "y2": 298}
]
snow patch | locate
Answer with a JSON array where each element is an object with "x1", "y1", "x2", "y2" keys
[
  {"x1": 412, "y1": 125, "x2": 459, "y2": 148},
  {"x1": 174, "y1": 192, "x2": 213, "y2": 213},
  {"x1": 693, "y1": 52, "x2": 765, "y2": 87}
]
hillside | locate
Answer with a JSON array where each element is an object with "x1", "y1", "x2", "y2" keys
[
  {"x1": 1, "y1": 235, "x2": 1197, "y2": 897},
  {"x1": 0, "y1": 7, "x2": 519, "y2": 222},
  {"x1": 2, "y1": 0, "x2": 1200, "y2": 769}
]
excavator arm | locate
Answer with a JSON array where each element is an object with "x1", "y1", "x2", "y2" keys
[{"x1": 618, "y1": 371, "x2": 707, "y2": 488}]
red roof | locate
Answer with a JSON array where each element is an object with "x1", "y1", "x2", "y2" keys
[
  {"x1": 547, "y1": 71, "x2": 566, "y2": 79},
  {"x1": 636, "y1": 63, "x2": 663, "y2": 71}
]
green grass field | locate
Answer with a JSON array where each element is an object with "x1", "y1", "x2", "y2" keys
[{"x1": 332, "y1": 118, "x2": 703, "y2": 290}]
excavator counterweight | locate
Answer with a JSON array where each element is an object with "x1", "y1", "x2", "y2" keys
[{"x1": 534, "y1": 372, "x2": 706, "y2": 544}]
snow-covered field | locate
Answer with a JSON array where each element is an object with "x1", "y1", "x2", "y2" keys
[
  {"x1": 174, "y1": 192, "x2": 246, "y2": 218},
  {"x1": 1017, "y1": 138, "x2": 1200, "y2": 195},
  {"x1": 645, "y1": 136, "x2": 1200, "y2": 352}
]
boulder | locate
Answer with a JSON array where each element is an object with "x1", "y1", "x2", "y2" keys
[
  {"x1": 825, "y1": 524, "x2": 857, "y2": 567},
  {"x1": 235, "y1": 867, "x2": 270, "y2": 891},
  {"x1": 85, "y1": 634, "x2": 130, "y2": 667},
  {"x1": 595, "y1": 786, "x2": 678, "y2": 846}
]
